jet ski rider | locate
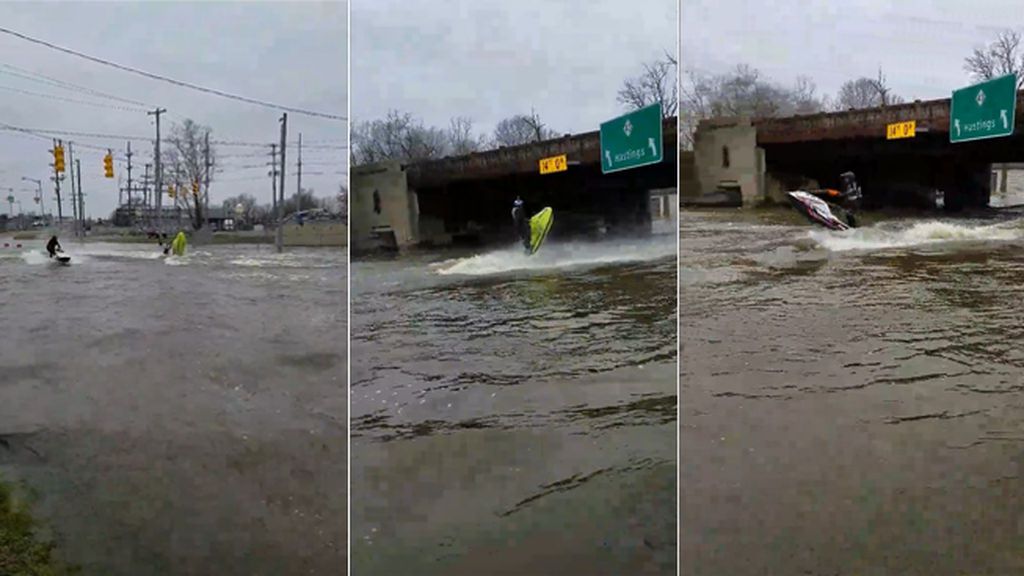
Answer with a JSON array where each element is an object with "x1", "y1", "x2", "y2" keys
[
  {"x1": 512, "y1": 197, "x2": 530, "y2": 251},
  {"x1": 46, "y1": 235, "x2": 62, "y2": 258},
  {"x1": 811, "y1": 171, "x2": 862, "y2": 227}
]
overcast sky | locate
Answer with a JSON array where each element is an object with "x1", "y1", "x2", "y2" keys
[
  {"x1": 352, "y1": 0, "x2": 676, "y2": 142},
  {"x1": 682, "y1": 0, "x2": 1023, "y2": 104},
  {"x1": 0, "y1": 1, "x2": 346, "y2": 219}
]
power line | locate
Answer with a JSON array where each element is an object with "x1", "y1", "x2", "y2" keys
[
  {"x1": 0, "y1": 26, "x2": 347, "y2": 121},
  {"x1": 0, "y1": 62, "x2": 151, "y2": 107},
  {"x1": 0, "y1": 125, "x2": 150, "y2": 141},
  {"x1": 292, "y1": 143, "x2": 348, "y2": 150},
  {"x1": 0, "y1": 125, "x2": 283, "y2": 148},
  {"x1": 0, "y1": 84, "x2": 149, "y2": 113},
  {"x1": 216, "y1": 174, "x2": 272, "y2": 182},
  {"x1": 0, "y1": 124, "x2": 128, "y2": 158}
]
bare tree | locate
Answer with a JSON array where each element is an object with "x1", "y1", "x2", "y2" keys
[
  {"x1": 678, "y1": 64, "x2": 826, "y2": 149},
  {"x1": 835, "y1": 78, "x2": 881, "y2": 109},
  {"x1": 282, "y1": 189, "x2": 318, "y2": 215},
  {"x1": 351, "y1": 110, "x2": 451, "y2": 165},
  {"x1": 162, "y1": 119, "x2": 215, "y2": 230},
  {"x1": 965, "y1": 29, "x2": 1024, "y2": 88},
  {"x1": 834, "y1": 69, "x2": 904, "y2": 110},
  {"x1": 222, "y1": 193, "x2": 259, "y2": 224},
  {"x1": 792, "y1": 76, "x2": 827, "y2": 114},
  {"x1": 447, "y1": 116, "x2": 487, "y2": 155},
  {"x1": 493, "y1": 109, "x2": 558, "y2": 146},
  {"x1": 617, "y1": 55, "x2": 678, "y2": 117},
  {"x1": 337, "y1": 183, "x2": 347, "y2": 224},
  {"x1": 679, "y1": 69, "x2": 713, "y2": 150}
]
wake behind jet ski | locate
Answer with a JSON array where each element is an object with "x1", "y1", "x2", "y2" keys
[{"x1": 787, "y1": 171, "x2": 862, "y2": 231}]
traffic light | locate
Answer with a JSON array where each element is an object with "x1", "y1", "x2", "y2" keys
[
  {"x1": 103, "y1": 152, "x2": 114, "y2": 178},
  {"x1": 192, "y1": 181, "x2": 199, "y2": 197},
  {"x1": 53, "y1": 145, "x2": 65, "y2": 173},
  {"x1": 167, "y1": 184, "x2": 176, "y2": 199}
]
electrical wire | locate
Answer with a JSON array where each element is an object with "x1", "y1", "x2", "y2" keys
[
  {"x1": 0, "y1": 26, "x2": 346, "y2": 121},
  {"x1": 0, "y1": 62, "x2": 151, "y2": 107},
  {"x1": 0, "y1": 84, "x2": 150, "y2": 113}
]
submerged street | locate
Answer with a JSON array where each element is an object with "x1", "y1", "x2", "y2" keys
[
  {"x1": 0, "y1": 239, "x2": 346, "y2": 575},
  {"x1": 351, "y1": 238, "x2": 677, "y2": 575},
  {"x1": 682, "y1": 209, "x2": 1024, "y2": 575}
]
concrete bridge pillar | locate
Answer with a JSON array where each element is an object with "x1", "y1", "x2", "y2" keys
[
  {"x1": 351, "y1": 160, "x2": 419, "y2": 252},
  {"x1": 693, "y1": 118, "x2": 765, "y2": 206}
]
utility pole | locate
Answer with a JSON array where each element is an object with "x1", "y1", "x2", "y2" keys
[
  {"x1": 52, "y1": 139, "x2": 63, "y2": 225},
  {"x1": 67, "y1": 142, "x2": 78, "y2": 237},
  {"x1": 277, "y1": 113, "x2": 287, "y2": 253},
  {"x1": 141, "y1": 163, "x2": 150, "y2": 211},
  {"x1": 22, "y1": 178, "x2": 44, "y2": 220},
  {"x1": 296, "y1": 132, "x2": 302, "y2": 213},
  {"x1": 76, "y1": 159, "x2": 84, "y2": 233},
  {"x1": 203, "y1": 130, "x2": 211, "y2": 230},
  {"x1": 125, "y1": 141, "x2": 133, "y2": 210},
  {"x1": 270, "y1": 143, "x2": 278, "y2": 218},
  {"x1": 148, "y1": 107, "x2": 166, "y2": 231}
]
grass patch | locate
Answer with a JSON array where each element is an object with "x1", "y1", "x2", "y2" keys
[
  {"x1": 89, "y1": 233, "x2": 272, "y2": 245},
  {"x1": 0, "y1": 476, "x2": 77, "y2": 575},
  {"x1": 210, "y1": 234, "x2": 272, "y2": 245}
]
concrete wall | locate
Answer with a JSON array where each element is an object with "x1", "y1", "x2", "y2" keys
[
  {"x1": 764, "y1": 173, "x2": 820, "y2": 205},
  {"x1": 680, "y1": 151, "x2": 699, "y2": 199},
  {"x1": 649, "y1": 188, "x2": 677, "y2": 234},
  {"x1": 282, "y1": 222, "x2": 346, "y2": 247},
  {"x1": 351, "y1": 160, "x2": 418, "y2": 252},
  {"x1": 693, "y1": 119, "x2": 764, "y2": 206},
  {"x1": 990, "y1": 165, "x2": 1024, "y2": 207}
]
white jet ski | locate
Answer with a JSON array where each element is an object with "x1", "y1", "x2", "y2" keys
[
  {"x1": 50, "y1": 249, "x2": 71, "y2": 265},
  {"x1": 787, "y1": 190, "x2": 853, "y2": 231}
]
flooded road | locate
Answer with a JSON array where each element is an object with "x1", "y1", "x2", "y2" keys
[
  {"x1": 681, "y1": 209, "x2": 1024, "y2": 575},
  {"x1": 0, "y1": 238, "x2": 346, "y2": 575},
  {"x1": 351, "y1": 238, "x2": 677, "y2": 575}
]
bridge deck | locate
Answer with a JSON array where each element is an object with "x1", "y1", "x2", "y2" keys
[
  {"x1": 706, "y1": 92, "x2": 1024, "y2": 145},
  {"x1": 406, "y1": 117, "x2": 677, "y2": 188}
]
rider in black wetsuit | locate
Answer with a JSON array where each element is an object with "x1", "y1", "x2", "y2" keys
[
  {"x1": 836, "y1": 171, "x2": 862, "y2": 227},
  {"x1": 810, "y1": 171, "x2": 862, "y2": 227},
  {"x1": 46, "y1": 235, "x2": 62, "y2": 258},
  {"x1": 512, "y1": 197, "x2": 530, "y2": 251}
]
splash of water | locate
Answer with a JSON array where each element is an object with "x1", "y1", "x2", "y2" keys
[
  {"x1": 434, "y1": 238, "x2": 676, "y2": 276},
  {"x1": 809, "y1": 220, "x2": 1023, "y2": 252}
]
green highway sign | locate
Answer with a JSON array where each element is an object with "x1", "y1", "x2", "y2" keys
[
  {"x1": 600, "y1": 102, "x2": 663, "y2": 174},
  {"x1": 950, "y1": 74, "x2": 1017, "y2": 143}
]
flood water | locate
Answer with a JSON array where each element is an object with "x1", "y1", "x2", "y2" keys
[
  {"x1": 681, "y1": 209, "x2": 1024, "y2": 575},
  {"x1": 351, "y1": 237, "x2": 677, "y2": 575},
  {"x1": 0, "y1": 238, "x2": 346, "y2": 575}
]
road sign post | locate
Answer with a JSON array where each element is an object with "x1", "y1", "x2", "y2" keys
[
  {"x1": 599, "y1": 103, "x2": 663, "y2": 174},
  {"x1": 950, "y1": 74, "x2": 1017, "y2": 143}
]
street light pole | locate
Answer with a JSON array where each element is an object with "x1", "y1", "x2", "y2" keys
[{"x1": 21, "y1": 177, "x2": 43, "y2": 219}]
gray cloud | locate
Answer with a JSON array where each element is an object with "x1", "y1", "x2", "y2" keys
[
  {"x1": 0, "y1": 1, "x2": 347, "y2": 219},
  {"x1": 682, "y1": 0, "x2": 1022, "y2": 103},
  {"x1": 352, "y1": 0, "x2": 676, "y2": 140}
]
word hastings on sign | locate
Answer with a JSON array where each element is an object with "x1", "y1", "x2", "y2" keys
[
  {"x1": 599, "y1": 103, "x2": 663, "y2": 174},
  {"x1": 950, "y1": 74, "x2": 1017, "y2": 143}
]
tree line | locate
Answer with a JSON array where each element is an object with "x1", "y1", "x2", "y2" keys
[
  {"x1": 680, "y1": 29, "x2": 1024, "y2": 149},
  {"x1": 114, "y1": 118, "x2": 347, "y2": 228},
  {"x1": 220, "y1": 184, "x2": 347, "y2": 228}
]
